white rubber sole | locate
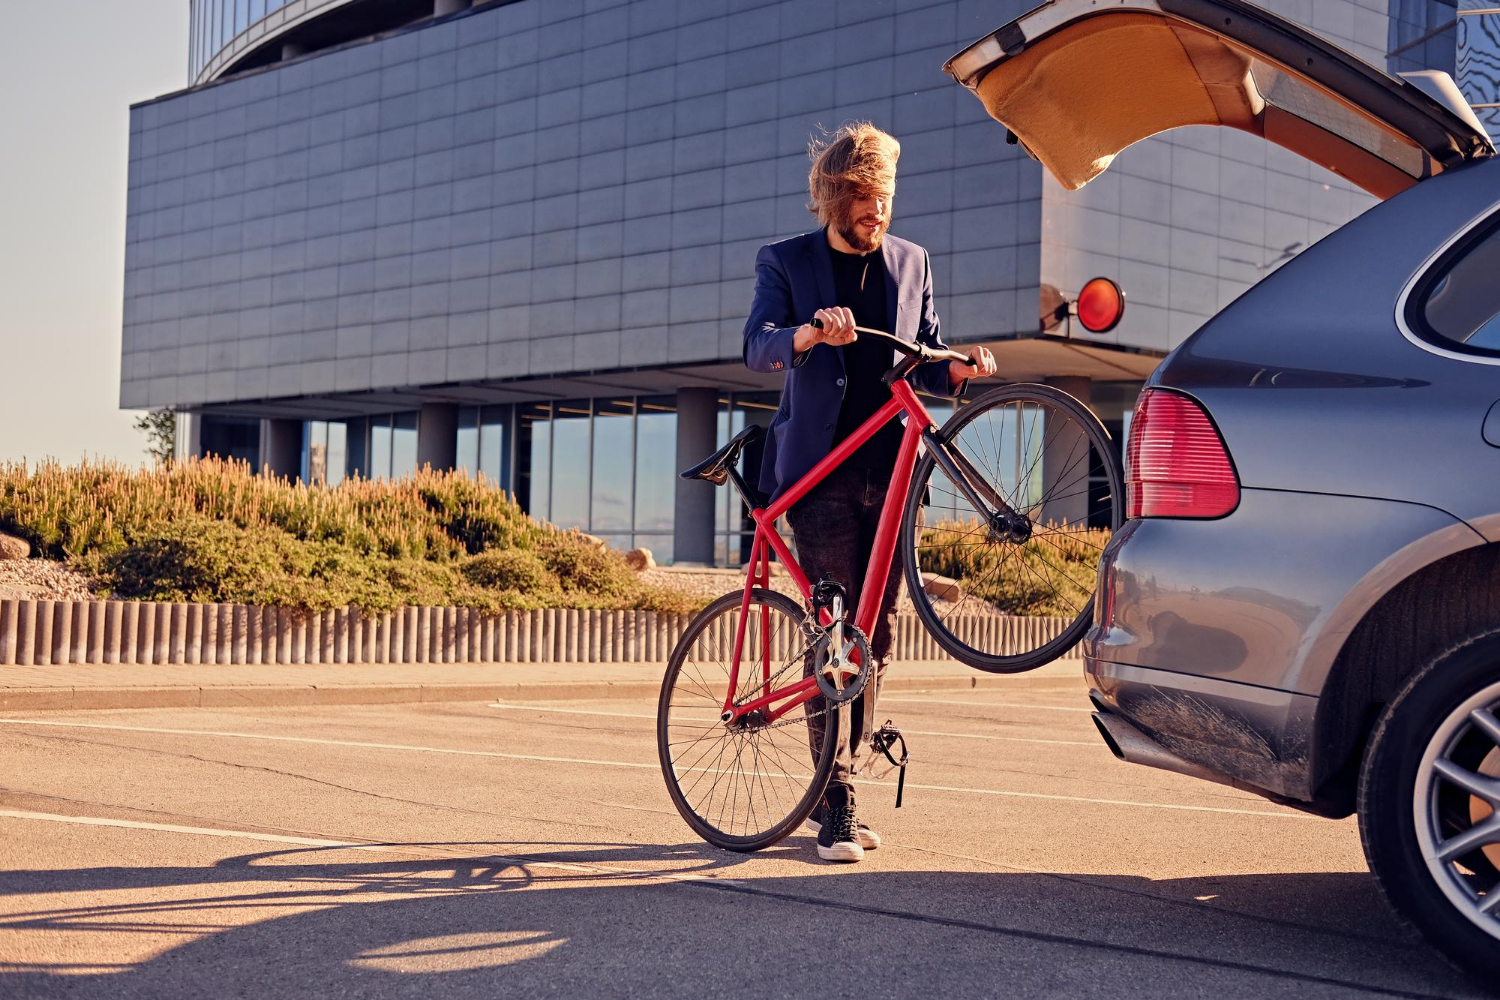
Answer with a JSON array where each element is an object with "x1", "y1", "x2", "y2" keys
[
  {"x1": 816, "y1": 840, "x2": 865, "y2": 862},
  {"x1": 805, "y1": 818, "x2": 881, "y2": 850}
]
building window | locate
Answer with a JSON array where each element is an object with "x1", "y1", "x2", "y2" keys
[
  {"x1": 634, "y1": 396, "x2": 677, "y2": 564},
  {"x1": 517, "y1": 403, "x2": 552, "y2": 519},
  {"x1": 199, "y1": 415, "x2": 260, "y2": 466},
  {"x1": 456, "y1": 405, "x2": 513, "y2": 487},
  {"x1": 591, "y1": 399, "x2": 635, "y2": 548},
  {"x1": 550, "y1": 401, "x2": 592, "y2": 531},
  {"x1": 511, "y1": 395, "x2": 681, "y2": 561},
  {"x1": 713, "y1": 392, "x2": 780, "y2": 567},
  {"x1": 301, "y1": 420, "x2": 347, "y2": 486},
  {"x1": 366, "y1": 412, "x2": 419, "y2": 481}
]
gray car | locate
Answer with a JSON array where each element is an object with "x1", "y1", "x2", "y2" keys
[{"x1": 947, "y1": 0, "x2": 1500, "y2": 979}]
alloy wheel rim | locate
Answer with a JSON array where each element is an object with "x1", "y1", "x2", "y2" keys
[{"x1": 1412, "y1": 678, "x2": 1500, "y2": 939}]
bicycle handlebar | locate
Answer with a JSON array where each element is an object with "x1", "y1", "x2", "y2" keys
[{"x1": 808, "y1": 317, "x2": 972, "y2": 365}]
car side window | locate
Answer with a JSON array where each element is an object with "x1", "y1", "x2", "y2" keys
[{"x1": 1414, "y1": 218, "x2": 1500, "y2": 356}]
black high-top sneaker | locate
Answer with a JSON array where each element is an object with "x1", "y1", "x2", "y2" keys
[
  {"x1": 806, "y1": 797, "x2": 881, "y2": 850},
  {"x1": 814, "y1": 784, "x2": 865, "y2": 862}
]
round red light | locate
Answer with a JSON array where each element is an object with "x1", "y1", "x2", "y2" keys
[{"x1": 1076, "y1": 276, "x2": 1125, "y2": 334}]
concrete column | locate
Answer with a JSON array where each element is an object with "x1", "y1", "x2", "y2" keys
[
  {"x1": 673, "y1": 387, "x2": 719, "y2": 565},
  {"x1": 1041, "y1": 376, "x2": 1092, "y2": 530},
  {"x1": 261, "y1": 419, "x2": 302, "y2": 479},
  {"x1": 281, "y1": 41, "x2": 309, "y2": 60},
  {"x1": 417, "y1": 404, "x2": 459, "y2": 471},
  {"x1": 434, "y1": 0, "x2": 471, "y2": 14}
]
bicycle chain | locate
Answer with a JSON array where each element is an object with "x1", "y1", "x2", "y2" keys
[{"x1": 720, "y1": 609, "x2": 841, "y2": 736}]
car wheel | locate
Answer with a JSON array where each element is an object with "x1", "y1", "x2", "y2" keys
[{"x1": 1359, "y1": 629, "x2": 1500, "y2": 980}]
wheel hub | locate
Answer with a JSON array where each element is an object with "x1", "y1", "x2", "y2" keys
[
  {"x1": 1468, "y1": 746, "x2": 1500, "y2": 869},
  {"x1": 987, "y1": 510, "x2": 1034, "y2": 544}
]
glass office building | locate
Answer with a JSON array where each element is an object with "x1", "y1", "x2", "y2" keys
[{"x1": 130, "y1": 0, "x2": 1491, "y2": 565}]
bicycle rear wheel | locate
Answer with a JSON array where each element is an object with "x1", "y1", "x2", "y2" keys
[
  {"x1": 900, "y1": 383, "x2": 1124, "y2": 673},
  {"x1": 657, "y1": 588, "x2": 839, "y2": 852}
]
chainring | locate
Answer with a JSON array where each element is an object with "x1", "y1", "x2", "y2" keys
[{"x1": 812, "y1": 626, "x2": 872, "y2": 704}]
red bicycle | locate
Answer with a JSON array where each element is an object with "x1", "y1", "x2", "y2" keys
[{"x1": 657, "y1": 328, "x2": 1123, "y2": 851}]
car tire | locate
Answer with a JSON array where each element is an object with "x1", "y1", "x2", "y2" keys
[{"x1": 1358, "y1": 628, "x2": 1500, "y2": 980}]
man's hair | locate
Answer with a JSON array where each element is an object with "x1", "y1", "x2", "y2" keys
[{"x1": 806, "y1": 122, "x2": 899, "y2": 226}]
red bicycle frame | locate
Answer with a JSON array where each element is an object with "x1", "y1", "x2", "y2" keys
[{"x1": 720, "y1": 378, "x2": 936, "y2": 725}]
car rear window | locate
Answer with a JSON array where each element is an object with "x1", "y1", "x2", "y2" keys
[{"x1": 1410, "y1": 215, "x2": 1500, "y2": 356}]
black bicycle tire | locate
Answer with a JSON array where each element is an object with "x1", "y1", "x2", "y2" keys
[
  {"x1": 656, "y1": 588, "x2": 840, "y2": 852},
  {"x1": 899, "y1": 382, "x2": 1124, "y2": 673}
]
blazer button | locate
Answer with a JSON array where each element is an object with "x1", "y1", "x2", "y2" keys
[{"x1": 836, "y1": 378, "x2": 845, "y2": 387}]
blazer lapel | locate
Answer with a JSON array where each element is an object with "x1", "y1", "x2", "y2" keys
[
  {"x1": 805, "y1": 230, "x2": 846, "y2": 373},
  {"x1": 880, "y1": 238, "x2": 901, "y2": 340}
]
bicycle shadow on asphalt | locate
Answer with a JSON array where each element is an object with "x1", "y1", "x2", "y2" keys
[{"x1": 0, "y1": 839, "x2": 1481, "y2": 999}]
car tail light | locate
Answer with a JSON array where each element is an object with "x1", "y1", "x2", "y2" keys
[{"x1": 1126, "y1": 389, "x2": 1239, "y2": 519}]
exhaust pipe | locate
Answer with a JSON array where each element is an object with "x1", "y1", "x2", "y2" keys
[{"x1": 1092, "y1": 710, "x2": 1223, "y2": 784}]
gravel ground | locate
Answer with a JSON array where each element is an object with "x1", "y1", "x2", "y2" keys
[{"x1": 0, "y1": 560, "x2": 97, "y2": 602}]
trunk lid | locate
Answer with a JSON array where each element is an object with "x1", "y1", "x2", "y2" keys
[{"x1": 943, "y1": 0, "x2": 1493, "y2": 199}]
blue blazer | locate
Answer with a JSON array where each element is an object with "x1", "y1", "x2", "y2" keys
[{"x1": 743, "y1": 229, "x2": 965, "y2": 500}]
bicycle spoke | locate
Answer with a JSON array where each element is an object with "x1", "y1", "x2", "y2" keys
[
  {"x1": 900, "y1": 387, "x2": 1123, "y2": 667},
  {"x1": 660, "y1": 592, "x2": 832, "y2": 846}
]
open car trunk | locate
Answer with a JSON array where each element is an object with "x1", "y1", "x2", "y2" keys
[{"x1": 943, "y1": 0, "x2": 1493, "y2": 199}]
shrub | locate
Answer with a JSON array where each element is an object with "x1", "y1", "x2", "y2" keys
[
  {"x1": 917, "y1": 518, "x2": 1110, "y2": 618},
  {"x1": 0, "y1": 457, "x2": 705, "y2": 614},
  {"x1": 463, "y1": 549, "x2": 562, "y2": 608}
]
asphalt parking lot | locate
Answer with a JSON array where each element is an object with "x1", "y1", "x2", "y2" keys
[{"x1": 0, "y1": 685, "x2": 1483, "y2": 999}]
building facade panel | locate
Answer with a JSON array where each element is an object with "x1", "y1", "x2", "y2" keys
[{"x1": 123, "y1": 0, "x2": 1045, "y2": 412}]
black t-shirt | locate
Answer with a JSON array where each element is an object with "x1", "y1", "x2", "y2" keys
[{"x1": 828, "y1": 242, "x2": 903, "y2": 471}]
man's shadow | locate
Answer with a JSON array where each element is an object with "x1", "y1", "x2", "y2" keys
[{"x1": 0, "y1": 839, "x2": 1482, "y2": 999}]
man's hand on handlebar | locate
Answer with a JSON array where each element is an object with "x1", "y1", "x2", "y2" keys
[
  {"x1": 794, "y1": 307, "x2": 857, "y2": 353},
  {"x1": 949, "y1": 345, "x2": 997, "y2": 387}
]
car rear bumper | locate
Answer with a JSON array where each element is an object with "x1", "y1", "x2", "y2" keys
[{"x1": 1085, "y1": 658, "x2": 1321, "y2": 804}]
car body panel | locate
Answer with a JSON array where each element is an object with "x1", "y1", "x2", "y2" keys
[
  {"x1": 1154, "y1": 158, "x2": 1500, "y2": 541},
  {"x1": 944, "y1": 0, "x2": 1492, "y2": 197},
  {"x1": 1087, "y1": 660, "x2": 1319, "y2": 799},
  {"x1": 1087, "y1": 488, "x2": 1482, "y2": 697}
]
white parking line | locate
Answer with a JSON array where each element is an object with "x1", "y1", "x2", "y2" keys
[
  {"x1": 0, "y1": 808, "x2": 370, "y2": 849},
  {"x1": 488, "y1": 702, "x2": 1099, "y2": 747},
  {"x1": 0, "y1": 718, "x2": 1307, "y2": 820},
  {"x1": 880, "y1": 696, "x2": 1093, "y2": 712}
]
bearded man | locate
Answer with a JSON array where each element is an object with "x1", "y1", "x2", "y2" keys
[{"x1": 742, "y1": 122, "x2": 997, "y2": 862}]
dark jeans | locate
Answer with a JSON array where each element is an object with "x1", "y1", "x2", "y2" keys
[{"x1": 787, "y1": 465, "x2": 904, "y2": 789}]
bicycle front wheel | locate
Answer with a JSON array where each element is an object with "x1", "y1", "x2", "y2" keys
[
  {"x1": 657, "y1": 588, "x2": 839, "y2": 852},
  {"x1": 900, "y1": 383, "x2": 1124, "y2": 673}
]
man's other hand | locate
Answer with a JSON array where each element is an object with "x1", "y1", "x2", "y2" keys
[{"x1": 949, "y1": 345, "x2": 997, "y2": 386}]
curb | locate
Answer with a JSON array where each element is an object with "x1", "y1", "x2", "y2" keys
[{"x1": 0, "y1": 667, "x2": 1085, "y2": 713}]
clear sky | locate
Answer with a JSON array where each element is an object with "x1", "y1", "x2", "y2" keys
[{"x1": 0, "y1": 1, "x2": 187, "y2": 466}]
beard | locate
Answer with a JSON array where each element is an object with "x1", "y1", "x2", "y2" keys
[{"x1": 836, "y1": 213, "x2": 888, "y2": 253}]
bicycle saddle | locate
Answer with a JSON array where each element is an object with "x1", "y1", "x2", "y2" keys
[{"x1": 679, "y1": 424, "x2": 763, "y2": 486}]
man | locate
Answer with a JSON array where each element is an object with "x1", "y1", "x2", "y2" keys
[{"x1": 743, "y1": 122, "x2": 997, "y2": 862}]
